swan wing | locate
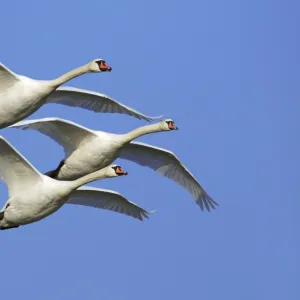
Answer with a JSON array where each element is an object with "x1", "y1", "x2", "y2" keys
[
  {"x1": 67, "y1": 186, "x2": 151, "y2": 221},
  {"x1": 10, "y1": 118, "x2": 96, "y2": 157},
  {"x1": 119, "y1": 141, "x2": 218, "y2": 211},
  {"x1": 46, "y1": 86, "x2": 163, "y2": 122},
  {"x1": 0, "y1": 63, "x2": 19, "y2": 91},
  {"x1": 0, "y1": 136, "x2": 42, "y2": 197}
]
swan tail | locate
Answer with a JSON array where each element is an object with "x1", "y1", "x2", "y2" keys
[
  {"x1": 44, "y1": 169, "x2": 58, "y2": 178},
  {"x1": 44, "y1": 160, "x2": 65, "y2": 179}
]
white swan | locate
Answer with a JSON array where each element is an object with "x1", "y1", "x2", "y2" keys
[
  {"x1": 11, "y1": 118, "x2": 218, "y2": 211},
  {"x1": 0, "y1": 136, "x2": 150, "y2": 230},
  {"x1": 0, "y1": 59, "x2": 161, "y2": 129}
]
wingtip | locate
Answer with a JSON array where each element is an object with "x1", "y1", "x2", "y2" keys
[
  {"x1": 197, "y1": 199, "x2": 204, "y2": 211},
  {"x1": 197, "y1": 195, "x2": 219, "y2": 212},
  {"x1": 147, "y1": 115, "x2": 164, "y2": 122},
  {"x1": 138, "y1": 209, "x2": 155, "y2": 221}
]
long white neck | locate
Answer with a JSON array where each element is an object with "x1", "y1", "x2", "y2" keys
[
  {"x1": 69, "y1": 168, "x2": 109, "y2": 190},
  {"x1": 50, "y1": 64, "x2": 90, "y2": 88},
  {"x1": 121, "y1": 123, "x2": 164, "y2": 144}
]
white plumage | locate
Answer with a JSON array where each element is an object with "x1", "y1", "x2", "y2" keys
[
  {"x1": 11, "y1": 117, "x2": 218, "y2": 211},
  {"x1": 0, "y1": 136, "x2": 150, "y2": 230},
  {"x1": 0, "y1": 60, "x2": 161, "y2": 129},
  {"x1": 68, "y1": 187, "x2": 150, "y2": 221}
]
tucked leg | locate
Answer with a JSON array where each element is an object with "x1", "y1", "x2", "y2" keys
[{"x1": 0, "y1": 225, "x2": 19, "y2": 230}]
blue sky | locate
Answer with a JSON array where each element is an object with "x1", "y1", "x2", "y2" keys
[{"x1": 1, "y1": 0, "x2": 299, "y2": 299}]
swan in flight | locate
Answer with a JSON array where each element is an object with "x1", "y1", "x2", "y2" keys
[
  {"x1": 0, "y1": 136, "x2": 150, "y2": 230},
  {"x1": 11, "y1": 118, "x2": 218, "y2": 211},
  {"x1": 0, "y1": 59, "x2": 161, "y2": 129}
]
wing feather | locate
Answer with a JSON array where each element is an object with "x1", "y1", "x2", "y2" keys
[
  {"x1": 10, "y1": 118, "x2": 96, "y2": 157},
  {"x1": 0, "y1": 136, "x2": 41, "y2": 197},
  {"x1": 46, "y1": 87, "x2": 163, "y2": 122},
  {"x1": 0, "y1": 63, "x2": 19, "y2": 91},
  {"x1": 119, "y1": 141, "x2": 218, "y2": 211},
  {"x1": 67, "y1": 186, "x2": 151, "y2": 221}
]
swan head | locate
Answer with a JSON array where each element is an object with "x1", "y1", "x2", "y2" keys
[
  {"x1": 88, "y1": 59, "x2": 112, "y2": 72},
  {"x1": 159, "y1": 119, "x2": 178, "y2": 131},
  {"x1": 106, "y1": 165, "x2": 128, "y2": 178}
]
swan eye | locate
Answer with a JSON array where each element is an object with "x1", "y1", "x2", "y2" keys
[
  {"x1": 96, "y1": 60, "x2": 105, "y2": 65},
  {"x1": 95, "y1": 60, "x2": 103, "y2": 67}
]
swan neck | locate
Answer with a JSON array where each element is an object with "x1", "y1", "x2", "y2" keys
[
  {"x1": 51, "y1": 64, "x2": 90, "y2": 88},
  {"x1": 122, "y1": 123, "x2": 162, "y2": 143},
  {"x1": 71, "y1": 169, "x2": 108, "y2": 190}
]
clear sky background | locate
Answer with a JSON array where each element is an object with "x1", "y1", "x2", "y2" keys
[{"x1": 1, "y1": 1, "x2": 299, "y2": 299}]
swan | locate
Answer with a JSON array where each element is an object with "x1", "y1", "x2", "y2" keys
[
  {"x1": 0, "y1": 59, "x2": 161, "y2": 129},
  {"x1": 0, "y1": 136, "x2": 150, "y2": 230},
  {"x1": 11, "y1": 118, "x2": 218, "y2": 211}
]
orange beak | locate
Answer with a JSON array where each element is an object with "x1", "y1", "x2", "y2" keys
[
  {"x1": 168, "y1": 122, "x2": 178, "y2": 130},
  {"x1": 99, "y1": 61, "x2": 112, "y2": 72},
  {"x1": 115, "y1": 167, "x2": 128, "y2": 176}
]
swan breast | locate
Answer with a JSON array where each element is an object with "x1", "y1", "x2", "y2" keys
[
  {"x1": 57, "y1": 133, "x2": 123, "y2": 180},
  {"x1": 3, "y1": 178, "x2": 70, "y2": 225},
  {"x1": 0, "y1": 77, "x2": 52, "y2": 128}
]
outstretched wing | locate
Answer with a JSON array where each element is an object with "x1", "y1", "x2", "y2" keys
[
  {"x1": 46, "y1": 86, "x2": 163, "y2": 122},
  {"x1": 119, "y1": 141, "x2": 218, "y2": 211},
  {"x1": 68, "y1": 186, "x2": 151, "y2": 221},
  {"x1": 10, "y1": 118, "x2": 96, "y2": 157},
  {"x1": 0, "y1": 63, "x2": 19, "y2": 91},
  {"x1": 0, "y1": 136, "x2": 42, "y2": 197}
]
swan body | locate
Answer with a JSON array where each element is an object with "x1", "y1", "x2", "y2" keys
[
  {"x1": 3, "y1": 176, "x2": 74, "y2": 227},
  {"x1": 11, "y1": 118, "x2": 218, "y2": 211},
  {"x1": 0, "y1": 75, "x2": 51, "y2": 128},
  {"x1": 57, "y1": 130, "x2": 124, "y2": 179},
  {"x1": 0, "y1": 60, "x2": 160, "y2": 129},
  {"x1": 0, "y1": 136, "x2": 149, "y2": 230}
]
